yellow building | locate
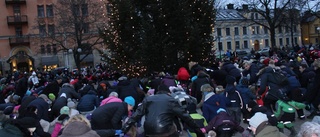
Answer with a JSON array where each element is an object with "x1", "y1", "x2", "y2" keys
[
  {"x1": 0, "y1": 0, "x2": 105, "y2": 74},
  {"x1": 214, "y1": 4, "x2": 302, "y2": 53},
  {"x1": 301, "y1": 14, "x2": 320, "y2": 45}
]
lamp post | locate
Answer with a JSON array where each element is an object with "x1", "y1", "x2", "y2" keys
[
  {"x1": 218, "y1": 36, "x2": 222, "y2": 59},
  {"x1": 317, "y1": 27, "x2": 320, "y2": 45}
]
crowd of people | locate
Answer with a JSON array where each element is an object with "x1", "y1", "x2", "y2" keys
[{"x1": 0, "y1": 45, "x2": 320, "y2": 137}]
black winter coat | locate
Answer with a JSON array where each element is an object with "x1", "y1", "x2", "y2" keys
[
  {"x1": 122, "y1": 94, "x2": 201, "y2": 136},
  {"x1": 77, "y1": 90, "x2": 100, "y2": 112},
  {"x1": 304, "y1": 69, "x2": 320, "y2": 108},
  {"x1": 116, "y1": 80, "x2": 138, "y2": 107},
  {"x1": 58, "y1": 86, "x2": 81, "y2": 100},
  {"x1": 191, "y1": 72, "x2": 213, "y2": 103},
  {"x1": 256, "y1": 67, "x2": 283, "y2": 100},
  {"x1": 91, "y1": 102, "x2": 128, "y2": 130}
]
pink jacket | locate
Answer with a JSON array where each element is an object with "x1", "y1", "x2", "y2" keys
[{"x1": 100, "y1": 96, "x2": 122, "y2": 106}]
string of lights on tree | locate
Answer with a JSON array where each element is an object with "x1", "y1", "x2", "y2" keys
[{"x1": 99, "y1": 0, "x2": 216, "y2": 76}]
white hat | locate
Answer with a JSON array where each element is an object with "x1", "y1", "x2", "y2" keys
[{"x1": 249, "y1": 112, "x2": 268, "y2": 128}]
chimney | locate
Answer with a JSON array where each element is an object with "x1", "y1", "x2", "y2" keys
[
  {"x1": 227, "y1": 4, "x2": 234, "y2": 9},
  {"x1": 242, "y1": 4, "x2": 248, "y2": 10}
]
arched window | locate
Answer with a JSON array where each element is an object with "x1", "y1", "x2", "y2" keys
[
  {"x1": 41, "y1": 45, "x2": 45, "y2": 54},
  {"x1": 46, "y1": 44, "x2": 51, "y2": 54}
]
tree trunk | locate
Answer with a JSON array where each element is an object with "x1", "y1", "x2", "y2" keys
[{"x1": 270, "y1": 27, "x2": 276, "y2": 49}]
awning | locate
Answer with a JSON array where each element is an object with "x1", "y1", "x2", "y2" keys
[
  {"x1": 41, "y1": 56, "x2": 59, "y2": 66},
  {"x1": 80, "y1": 54, "x2": 93, "y2": 62}
]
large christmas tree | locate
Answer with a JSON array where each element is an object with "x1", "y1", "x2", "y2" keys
[{"x1": 100, "y1": 0, "x2": 215, "y2": 76}]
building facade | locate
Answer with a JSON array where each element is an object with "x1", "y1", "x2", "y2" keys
[
  {"x1": 301, "y1": 15, "x2": 320, "y2": 46},
  {"x1": 0, "y1": 0, "x2": 105, "y2": 75},
  {"x1": 214, "y1": 4, "x2": 302, "y2": 53}
]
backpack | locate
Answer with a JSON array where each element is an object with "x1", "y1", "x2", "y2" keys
[
  {"x1": 271, "y1": 69, "x2": 289, "y2": 87},
  {"x1": 216, "y1": 120, "x2": 235, "y2": 137},
  {"x1": 171, "y1": 91, "x2": 196, "y2": 109}
]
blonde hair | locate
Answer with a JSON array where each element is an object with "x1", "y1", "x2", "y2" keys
[{"x1": 65, "y1": 114, "x2": 91, "y2": 128}]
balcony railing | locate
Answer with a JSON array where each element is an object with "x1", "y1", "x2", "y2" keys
[
  {"x1": 7, "y1": 15, "x2": 28, "y2": 25},
  {"x1": 9, "y1": 36, "x2": 30, "y2": 47},
  {"x1": 5, "y1": 0, "x2": 26, "y2": 5}
]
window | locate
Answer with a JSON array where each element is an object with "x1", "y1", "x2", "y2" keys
[
  {"x1": 251, "y1": 13, "x2": 254, "y2": 19},
  {"x1": 264, "y1": 26, "x2": 268, "y2": 34},
  {"x1": 234, "y1": 27, "x2": 239, "y2": 35},
  {"x1": 13, "y1": 5, "x2": 21, "y2": 15},
  {"x1": 39, "y1": 24, "x2": 46, "y2": 36},
  {"x1": 251, "y1": 26, "x2": 255, "y2": 35},
  {"x1": 46, "y1": 5, "x2": 53, "y2": 17},
  {"x1": 293, "y1": 25, "x2": 297, "y2": 33},
  {"x1": 15, "y1": 27, "x2": 22, "y2": 36},
  {"x1": 235, "y1": 41, "x2": 240, "y2": 49},
  {"x1": 256, "y1": 26, "x2": 260, "y2": 34},
  {"x1": 278, "y1": 27, "x2": 283, "y2": 33},
  {"x1": 227, "y1": 42, "x2": 232, "y2": 50},
  {"x1": 226, "y1": 28, "x2": 230, "y2": 36},
  {"x1": 41, "y1": 45, "x2": 45, "y2": 54},
  {"x1": 244, "y1": 40, "x2": 248, "y2": 48},
  {"x1": 285, "y1": 26, "x2": 289, "y2": 33},
  {"x1": 83, "y1": 23, "x2": 89, "y2": 33},
  {"x1": 46, "y1": 45, "x2": 51, "y2": 54},
  {"x1": 255, "y1": 13, "x2": 258, "y2": 19},
  {"x1": 48, "y1": 24, "x2": 55, "y2": 36},
  {"x1": 243, "y1": 27, "x2": 247, "y2": 35},
  {"x1": 294, "y1": 37, "x2": 298, "y2": 44},
  {"x1": 52, "y1": 44, "x2": 57, "y2": 54},
  {"x1": 38, "y1": 5, "x2": 45, "y2": 17},
  {"x1": 81, "y1": 4, "x2": 88, "y2": 16},
  {"x1": 286, "y1": 38, "x2": 290, "y2": 45},
  {"x1": 218, "y1": 42, "x2": 223, "y2": 50},
  {"x1": 217, "y1": 28, "x2": 222, "y2": 36},
  {"x1": 265, "y1": 39, "x2": 269, "y2": 47},
  {"x1": 72, "y1": 4, "x2": 80, "y2": 16},
  {"x1": 279, "y1": 38, "x2": 283, "y2": 46}
]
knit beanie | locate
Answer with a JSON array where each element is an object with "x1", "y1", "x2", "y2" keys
[
  {"x1": 124, "y1": 96, "x2": 135, "y2": 107},
  {"x1": 157, "y1": 84, "x2": 170, "y2": 93},
  {"x1": 49, "y1": 93, "x2": 56, "y2": 101},
  {"x1": 226, "y1": 75, "x2": 236, "y2": 85},
  {"x1": 249, "y1": 112, "x2": 268, "y2": 128},
  {"x1": 67, "y1": 98, "x2": 76, "y2": 108},
  {"x1": 60, "y1": 106, "x2": 70, "y2": 115}
]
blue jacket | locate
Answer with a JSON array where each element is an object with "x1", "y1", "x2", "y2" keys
[
  {"x1": 225, "y1": 85, "x2": 243, "y2": 108},
  {"x1": 202, "y1": 94, "x2": 227, "y2": 122},
  {"x1": 236, "y1": 84, "x2": 256, "y2": 105},
  {"x1": 77, "y1": 90, "x2": 100, "y2": 112}
]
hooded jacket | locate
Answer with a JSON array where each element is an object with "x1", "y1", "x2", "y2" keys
[
  {"x1": 202, "y1": 93, "x2": 227, "y2": 122},
  {"x1": 77, "y1": 90, "x2": 100, "y2": 112},
  {"x1": 59, "y1": 121, "x2": 99, "y2": 137},
  {"x1": 256, "y1": 67, "x2": 284, "y2": 100},
  {"x1": 177, "y1": 67, "x2": 190, "y2": 81},
  {"x1": 191, "y1": 72, "x2": 213, "y2": 103}
]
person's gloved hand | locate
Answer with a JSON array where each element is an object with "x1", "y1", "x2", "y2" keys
[
  {"x1": 200, "y1": 128, "x2": 206, "y2": 133},
  {"x1": 115, "y1": 130, "x2": 123, "y2": 135}
]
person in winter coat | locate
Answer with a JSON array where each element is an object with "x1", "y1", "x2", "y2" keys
[
  {"x1": 100, "y1": 92, "x2": 122, "y2": 106},
  {"x1": 249, "y1": 112, "x2": 286, "y2": 137},
  {"x1": 304, "y1": 59, "x2": 320, "y2": 119},
  {"x1": 202, "y1": 108, "x2": 244, "y2": 137},
  {"x1": 191, "y1": 71, "x2": 214, "y2": 104},
  {"x1": 77, "y1": 90, "x2": 100, "y2": 115},
  {"x1": 200, "y1": 84, "x2": 227, "y2": 122},
  {"x1": 17, "y1": 95, "x2": 37, "y2": 119},
  {"x1": 185, "y1": 103, "x2": 208, "y2": 137},
  {"x1": 91, "y1": 96, "x2": 135, "y2": 131},
  {"x1": 246, "y1": 100, "x2": 278, "y2": 126},
  {"x1": 58, "y1": 83, "x2": 81, "y2": 100},
  {"x1": 242, "y1": 61, "x2": 260, "y2": 85},
  {"x1": 59, "y1": 114, "x2": 99, "y2": 137},
  {"x1": 274, "y1": 98, "x2": 305, "y2": 136},
  {"x1": 14, "y1": 74, "x2": 28, "y2": 98},
  {"x1": 161, "y1": 74, "x2": 177, "y2": 87},
  {"x1": 116, "y1": 77, "x2": 139, "y2": 108},
  {"x1": 51, "y1": 93, "x2": 68, "y2": 119},
  {"x1": 236, "y1": 77, "x2": 256, "y2": 123},
  {"x1": 50, "y1": 106, "x2": 70, "y2": 137},
  {"x1": 225, "y1": 75, "x2": 243, "y2": 123},
  {"x1": 220, "y1": 61, "x2": 241, "y2": 83},
  {"x1": 42, "y1": 76, "x2": 62, "y2": 98},
  {"x1": 256, "y1": 66, "x2": 284, "y2": 112},
  {"x1": 122, "y1": 88, "x2": 205, "y2": 137},
  {"x1": 188, "y1": 61, "x2": 204, "y2": 79}
]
